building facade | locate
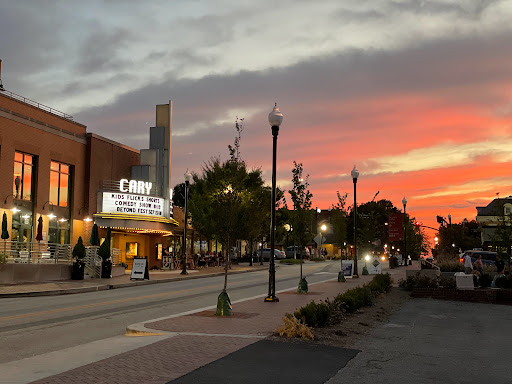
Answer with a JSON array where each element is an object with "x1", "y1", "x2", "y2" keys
[{"x1": 0, "y1": 89, "x2": 177, "y2": 269}]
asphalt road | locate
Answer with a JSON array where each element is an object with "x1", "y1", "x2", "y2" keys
[{"x1": 0, "y1": 261, "x2": 341, "y2": 364}]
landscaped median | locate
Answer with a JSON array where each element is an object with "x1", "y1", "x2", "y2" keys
[{"x1": 275, "y1": 274, "x2": 393, "y2": 340}]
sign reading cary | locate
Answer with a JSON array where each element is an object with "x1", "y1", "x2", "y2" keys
[{"x1": 101, "y1": 179, "x2": 166, "y2": 217}]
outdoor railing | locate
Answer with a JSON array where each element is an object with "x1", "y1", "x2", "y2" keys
[
  {"x1": 0, "y1": 241, "x2": 122, "y2": 266},
  {"x1": 0, "y1": 241, "x2": 72, "y2": 264},
  {"x1": 0, "y1": 89, "x2": 73, "y2": 120}
]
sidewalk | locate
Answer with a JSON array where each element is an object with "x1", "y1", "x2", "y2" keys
[
  {"x1": 27, "y1": 265, "x2": 415, "y2": 384},
  {"x1": 0, "y1": 264, "x2": 268, "y2": 298}
]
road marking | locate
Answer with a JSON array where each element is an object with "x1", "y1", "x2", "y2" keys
[{"x1": 1, "y1": 264, "x2": 337, "y2": 322}]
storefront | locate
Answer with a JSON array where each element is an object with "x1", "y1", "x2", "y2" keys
[{"x1": 93, "y1": 178, "x2": 178, "y2": 269}]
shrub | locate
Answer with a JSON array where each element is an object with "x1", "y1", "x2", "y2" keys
[
  {"x1": 367, "y1": 273, "x2": 392, "y2": 294},
  {"x1": 399, "y1": 272, "x2": 439, "y2": 291},
  {"x1": 362, "y1": 266, "x2": 369, "y2": 275},
  {"x1": 310, "y1": 257, "x2": 325, "y2": 262},
  {"x1": 275, "y1": 314, "x2": 314, "y2": 340},
  {"x1": 294, "y1": 300, "x2": 331, "y2": 327},
  {"x1": 280, "y1": 258, "x2": 304, "y2": 264},
  {"x1": 72, "y1": 236, "x2": 86, "y2": 261},
  {"x1": 495, "y1": 275, "x2": 512, "y2": 289},
  {"x1": 437, "y1": 260, "x2": 464, "y2": 273},
  {"x1": 334, "y1": 286, "x2": 373, "y2": 313},
  {"x1": 478, "y1": 273, "x2": 492, "y2": 288},
  {"x1": 439, "y1": 275, "x2": 456, "y2": 289}
]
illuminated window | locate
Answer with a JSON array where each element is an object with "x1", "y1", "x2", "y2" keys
[
  {"x1": 50, "y1": 161, "x2": 71, "y2": 207},
  {"x1": 13, "y1": 152, "x2": 34, "y2": 201}
]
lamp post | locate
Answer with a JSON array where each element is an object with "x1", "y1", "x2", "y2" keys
[
  {"x1": 181, "y1": 170, "x2": 192, "y2": 275},
  {"x1": 351, "y1": 165, "x2": 359, "y2": 278},
  {"x1": 284, "y1": 224, "x2": 291, "y2": 249},
  {"x1": 402, "y1": 196, "x2": 407, "y2": 266},
  {"x1": 265, "y1": 103, "x2": 283, "y2": 303}
]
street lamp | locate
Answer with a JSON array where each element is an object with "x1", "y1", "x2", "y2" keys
[
  {"x1": 265, "y1": 103, "x2": 283, "y2": 303},
  {"x1": 402, "y1": 196, "x2": 407, "y2": 266},
  {"x1": 284, "y1": 224, "x2": 291, "y2": 249},
  {"x1": 351, "y1": 165, "x2": 359, "y2": 278},
  {"x1": 181, "y1": 170, "x2": 192, "y2": 275},
  {"x1": 319, "y1": 223, "x2": 327, "y2": 257}
]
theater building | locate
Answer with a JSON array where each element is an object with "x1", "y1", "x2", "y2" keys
[{"x1": 0, "y1": 84, "x2": 177, "y2": 270}]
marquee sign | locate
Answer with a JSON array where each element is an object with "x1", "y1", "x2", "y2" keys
[{"x1": 102, "y1": 192, "x2": 165, "y2": 217}]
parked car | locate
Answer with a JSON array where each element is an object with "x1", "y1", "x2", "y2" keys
[
  {"x1": 460, "y1": 250, "x2": 499, "y2": 265},
  {"x1": 256, "y1": 248, "x2": 286, "y2": 261},
  {"x1": 285, "y1": 246, "x2": 310, "y2": 258}
]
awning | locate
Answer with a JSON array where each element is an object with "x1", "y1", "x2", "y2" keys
[{"x1": 93, "y1": 212, "x2": 178, "y2": 235}]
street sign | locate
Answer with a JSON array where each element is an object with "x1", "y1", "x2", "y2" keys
[
  {"x1": 341, "y1": 260, "x2": 354, "y2": 278},
  {"x1": 313, "y1": 234, "x2": 326, "y2": 245},
  {"x1": 368, "y1": 257, "x2": 382, "y2": 274},
  {"x1": 388, "y1": 213, "x2": 403, "y2": 241}
]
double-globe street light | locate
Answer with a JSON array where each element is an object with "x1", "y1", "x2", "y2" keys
[
  {"x1": 181, "y1": 170, "x2": 192, "y2": 275},
  {"x1": 265, "y1": 104, "x2": 283, "y2": 303},
  {"x1": 351, "y1": 166, "x2": 359, "y2": 278}
]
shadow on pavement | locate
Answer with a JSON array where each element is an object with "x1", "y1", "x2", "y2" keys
[{"x1": 168, "y1": 339, "x2": 359, "y2": 384}]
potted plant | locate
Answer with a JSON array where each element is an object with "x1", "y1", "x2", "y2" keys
[
  {"x1": 72, "y1": 236, "x2": 86, "y2": 280},
  {"x1": 98, "y1": 227, "x2": 112, "y2": 278}
]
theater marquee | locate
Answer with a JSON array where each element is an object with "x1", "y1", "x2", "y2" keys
[{"x1": 102, "y1": 192, "x2": 165, "y2": 217}]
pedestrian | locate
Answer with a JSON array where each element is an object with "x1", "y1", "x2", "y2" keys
[
  {"x1": 463, "y1": 252, "x2": 472, "y2": 274},
  {"x1": 495, "y1": 255, "x2": 505, "y2": 274},
  {"x1": 474, "y1": 254, "x2": 483, "y2": 274}
]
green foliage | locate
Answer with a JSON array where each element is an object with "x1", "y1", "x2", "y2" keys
[
  {"x1": 216, "y1": 291, "x2": 232, "y2": 316},
  {"x1": 298, "y1": 277, "x2": 308, "y2": 294},
  {"x1": 288, "y1": 161, "x2": 314, "y2": 250},
  {"x1": 330, "y1": 191, "x2": 348, "y2": 247},
  {"x1": 0, "y1": 254, "x2": 7, "y2": 263},
  {"x1": 334, "y1": 286, "x2": 373, "y2": 313},
  {"x1": 294, "y1": 300, "x2": 331, "y2": 327},
  {"x1": 362, "y1": 266, "x2": 369, "y2": 275},
  {"x1": 188, "y1": 157, "x2": 274, "y2": 249},
  {"x1": 399, "y1": 272, "x2": 439, "y2": 291},
  {"x1": 478, "y1": 273, "x2": 492, "y2": 288},
  {"x1": 310, "y1": 257, "x2": 325, "y2": 262},
  {"x1": 172, "y1": 182, "x2": 186, "y2": 208},
  {"x1": 338, "y1": 272, "x2": 346, "y2": 282},
  {"x1": 72, "y1": 236, "x2": 86, "y2": 261},
  {"x1": 280, "y1": 258, "x2": 303, "y2": 264},
  {"x1": 495, "y1": 275, "x2": 512, "y2": 289},
  {"x1": 98, "y1": 228, "x2": 111, "y2": 261},
  {"x1": 438, "y1": 259, "x2": 464, "y2": 272},
  {"x1": 367, "y1": 273, "x2": 392, "y2": 294},
  {"x1": 436, "y1": 220, "x2": 481, "y2": 257},
  {"x1": 439, "y1": 275, "x2": 456, "y2": 289}
]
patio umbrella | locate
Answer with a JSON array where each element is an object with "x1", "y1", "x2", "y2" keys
[
  {"x1": 36, "y1": 216, "x2": 43, "y2": 242},
  {"x1": 1, "y1": 212, "x2": 9, "y2": 255},
  {"x1": 90, "y1": 223, "x2": 100, "y2": 246}
]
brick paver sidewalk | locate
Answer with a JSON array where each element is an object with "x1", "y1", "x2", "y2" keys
[{"x1": 30, "y1": 266, "x2": 412, "y2": 384}]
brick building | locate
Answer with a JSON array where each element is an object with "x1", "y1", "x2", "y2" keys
[{"x1": 0, "y1": 88, "x2": 177, "y2": 269}]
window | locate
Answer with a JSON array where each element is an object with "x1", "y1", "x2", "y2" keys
[
  {"x1": 13, "y1": 152, "x2": 34, "y2": 201},
  {"x1": 50, "y1": 161, "x2": 70, "y2": 207},
  {"x1": 505, "y1": 206, "x2": 511, "y2": 216}
]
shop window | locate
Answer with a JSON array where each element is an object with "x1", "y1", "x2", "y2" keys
[
  {"x1": 13, "y1": 152, "x2": 35, "y2": 201},
  {"x1": 50, "y1": 161, "x2": 71, "y2": 207}
]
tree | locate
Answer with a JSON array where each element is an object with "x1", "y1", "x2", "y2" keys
[
  {"x1": 330, "y1": 191, "x2": 348, "y2": 250},
  {"x1": 288, "y1": 161, "x2": 314, "y2": 289},
  {"x1": 172, "y1": 182, "x2": 187, "y2": 208}
]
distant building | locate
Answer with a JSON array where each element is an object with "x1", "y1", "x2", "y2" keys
[{"x1": 476, "y1": 196, "x2": 512, "y2": 245}]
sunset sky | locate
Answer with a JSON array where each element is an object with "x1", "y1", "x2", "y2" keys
[{"x1": 2, "y1": 1, "x2": 512, "y2": 236}]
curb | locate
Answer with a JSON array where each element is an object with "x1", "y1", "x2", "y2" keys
[{"x1": 0, "y1": 267, "x2": 267, "y2": 298}]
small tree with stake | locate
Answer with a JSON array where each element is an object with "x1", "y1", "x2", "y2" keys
[{"x1": 72, "y1": 236, "x2": 86, "y2": 280}]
